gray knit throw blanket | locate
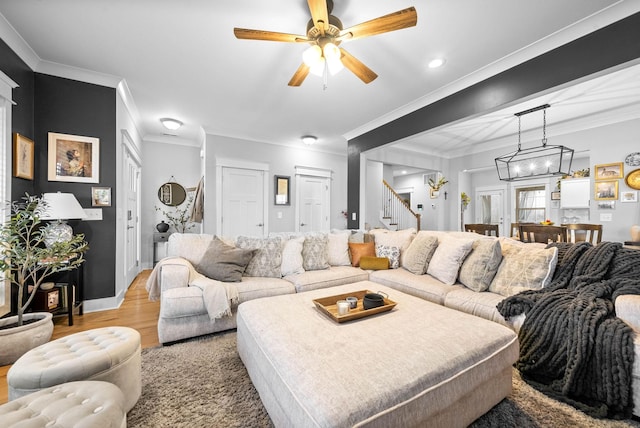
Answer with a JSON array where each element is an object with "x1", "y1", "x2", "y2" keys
[{"x1": 497, "y1": 241, "x2": 640, "y2": 419}]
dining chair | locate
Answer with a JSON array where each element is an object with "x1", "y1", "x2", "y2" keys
[
  {"x1": 563, "y1": 223, "x2": 603, "y2": 244},
  {"x1": 519, "y1": 224, "x2": 567, "y2": 244},
  {"x1": 464, "y1": 224, "x2": 499, "y2": 237},
  {"x1": 510, "y1": 222, "x2": 534, "y2": 238}
]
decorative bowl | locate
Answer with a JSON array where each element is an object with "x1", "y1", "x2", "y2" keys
[{"x1": 363, "y1": 293, "x2": 385, "y2": 310}]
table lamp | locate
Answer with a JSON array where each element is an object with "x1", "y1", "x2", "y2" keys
[{"x1": 39, "y1": 192, "x2": 87, "y2": 247}]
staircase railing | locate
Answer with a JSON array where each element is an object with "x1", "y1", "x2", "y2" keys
[{"x1": 382, "y1": 180, "x2": 421, "y2": 231}]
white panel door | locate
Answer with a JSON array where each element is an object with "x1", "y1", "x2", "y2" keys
[
  {"x1": 475, "y1": 188, "x2": 506, "y2": 237},
  {"x1": 298, "y1": 176, "x2": 330, "y2": 232},
  {"x1": 124, "y1": 146, "x2": 141, "y2": 288},
  {"x1": 222, "y1": 167, "x2": 265, "y2": 237}
]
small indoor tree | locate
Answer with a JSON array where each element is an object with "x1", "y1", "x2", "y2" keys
[{"x1": 0, "y1": 194, "x2": 88, "y2": 326}]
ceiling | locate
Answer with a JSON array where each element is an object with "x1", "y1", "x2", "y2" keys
[{"x1": 0, "y1": 0, "x2": 638, "y2": 156}]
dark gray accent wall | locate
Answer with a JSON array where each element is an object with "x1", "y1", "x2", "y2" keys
[
  {"x1": 0, "y1": 38, "x2": 35, "y2": 198},
  {"x1": 347, "y1": 12, "x2": 640, "y2": 229},
  {"x1": 34, "y1": 73, "x2": 117, "y2": 300}
]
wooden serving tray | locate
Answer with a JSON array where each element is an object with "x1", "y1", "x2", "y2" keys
[{"x1": 312, "y1": 289, "x2": 397, "y2": 323}]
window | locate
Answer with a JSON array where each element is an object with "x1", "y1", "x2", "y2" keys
[{"x1": 516, "y1": 186, "x2": 546, "y2": 223}]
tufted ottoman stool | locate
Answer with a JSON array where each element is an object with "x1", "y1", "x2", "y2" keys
[
  {"x1": 0, "y1": 381, "x2": 126, "y2": 428},
  {"x1": 7, "y1": 326, "x2": 141, "y2": 412}
]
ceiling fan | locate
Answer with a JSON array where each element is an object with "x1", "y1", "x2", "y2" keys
[{"x1": 233, "y1": 0, "x2": 417, "y2": 86}]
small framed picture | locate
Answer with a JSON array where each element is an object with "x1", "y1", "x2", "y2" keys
[
  {"x1": 13, "y1": 133, "x2": 34, "y2": 180},
  {"x1": 594, "y1": 162, "x2": 623, "y2": 180},
  {"x1": 621, "y1": 190, "x2": 638, "y2": 203},
  {"x1": 597, "y1": 201, "x2": 615, "y2": 210},
  {"x1": 274, "y1": 175, "x2": 290, "y2": 205},
  {"x1": 594, "y1": 180, "x2": 618, "y2": 200},
  {"x1": 92, "y1": 187, "x2": 111, "y2": 207},
  {"x1": 48, "y1": 132, "x2": 100, "y2": 183},
  {"x1": 550, "y1": 191, "x2": 561, "y2": 200}
]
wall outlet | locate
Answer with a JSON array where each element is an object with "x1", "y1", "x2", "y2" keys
[
  {"x1": 351, "y1": 212, "x2": 356, "y2": 221},
  {"x1": 277, "y1": 211, "x2": 282, "y2": 219},
  {"x1": 600, "y1": 213, "x2": 613, "y2": 222}
]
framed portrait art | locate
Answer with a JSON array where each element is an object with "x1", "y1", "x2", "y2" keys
[
  {"x1": 13, "y1": 133, "x2": 34, "y2": 180},
  {"x1": 48, "y1": 132, "x2": 100, "y2": 183},
  {"x1": 594, "y1": 162, "x2": 623, "y2": 180}
]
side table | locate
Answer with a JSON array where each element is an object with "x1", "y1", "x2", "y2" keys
[{"x1": 153, "y1": 232, "x2": 171, "y2": 266}]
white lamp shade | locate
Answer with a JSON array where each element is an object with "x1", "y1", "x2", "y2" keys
[{"x1": 39, "y1": 192, "x2": 87, "y2": 220}]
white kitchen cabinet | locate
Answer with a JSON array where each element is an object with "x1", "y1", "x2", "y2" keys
[{"x1": 560, "y1": 178, "x2": 590, "y2": 208}]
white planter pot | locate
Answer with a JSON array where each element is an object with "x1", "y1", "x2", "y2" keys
[{"x1": 0, "y1": 312, "x2": 53, "y2": 366}]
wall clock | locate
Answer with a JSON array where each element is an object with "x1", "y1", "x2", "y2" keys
[
  {"x1": 626, "y1": 169, "x2": 640, "y2": 190},
  {"x1": 625, "y1": 152, "x2": 640, "y2": 166}
]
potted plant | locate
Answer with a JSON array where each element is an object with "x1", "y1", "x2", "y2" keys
[
  {"x1": 0, "y1": 194, "x2": 88, "y2": 365},
  {"x1": 428, "y1": 176, "x2": 448, "y2": 198},
  {"x1": 461, "y1": 192, "x2": 471, "y2": 231},
  {"x1": 155, "y1": 194, "x2": 196, "y2": 233}
]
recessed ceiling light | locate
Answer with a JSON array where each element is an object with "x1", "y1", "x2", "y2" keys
[
  {"x1": 301, "y1": 135, "x2": 317, "y2": 145},
  {"x1": 160, "y1": 118, "x2": 183, "y2": 130},
  {"x1": 428, "y1": 58, "x2": 445, "y2": 69},
  {"x1": 401, "y1": 170, "x2": 407, "y2": 175}
]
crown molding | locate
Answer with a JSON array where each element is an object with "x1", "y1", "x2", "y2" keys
[{"x1": 0, "y1": 11, "x2": 39, "y2": 70}]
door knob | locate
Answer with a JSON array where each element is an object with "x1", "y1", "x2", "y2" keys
[
  {"x1": 257, "y1": 223, "x2": 263, "y2": 227},
  {"x1": 127, "y1": 226, "x2": 134, "y2": 229},
  {"x1": 300, "y1": 223, "x2": 306, "y2": 227}
]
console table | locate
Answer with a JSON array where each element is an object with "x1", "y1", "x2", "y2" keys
[
  {"x1": 30, "y1": 262, "x2": 84, "y2": 326},
  {"x1": 153, "y1": 232, "x2": 171, "y2": 266}
]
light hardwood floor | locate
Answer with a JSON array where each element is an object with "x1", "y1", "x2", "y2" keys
[{"x1": 0, "y1": 269, "x2": 158, "y2": 404}]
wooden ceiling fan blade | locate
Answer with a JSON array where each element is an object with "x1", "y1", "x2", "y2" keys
[
  {"x1": 340, "y1": 49, "x2": 377, "y2": 84},
  {"x1": 288, "y1": 63, "x2": 311, "y2": 86},
  {"x1": 234, "y1": 28, "x2": 308, "y2": 43},
  {"x1": 307, "y1": 0, "x2": 329, "y2": 34},
  {"x1": 340, "y1": 7, "x2": 417, "y2": 41}
]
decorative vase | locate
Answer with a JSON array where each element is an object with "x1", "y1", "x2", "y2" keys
[
  {"x1": 631, "y1": 225, "x2": 640, "y2": 242},
  {"x1": 156, "y1": 221, "x2": 169, "y2": 233},
  {"x1": 0, "y1": 312, "x2": 54, "y2": 365}
]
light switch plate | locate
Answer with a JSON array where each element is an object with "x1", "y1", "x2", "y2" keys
[
  {"x1": 600, "y1": 213, "x2": 612, "y2": 222},
  {"x1": 83, "y1": 208, "x2": 103, "y2": 221}
]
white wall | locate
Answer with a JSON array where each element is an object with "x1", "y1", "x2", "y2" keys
[
  {"x1": 203, "y1": 135, "x2": 348, "y2": 235},
  {"x1": 141, "y1": 141, "x2": 202, "y2": 267}
]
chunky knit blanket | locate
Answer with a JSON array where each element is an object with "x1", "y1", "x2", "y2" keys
[{"x1": 497, "y1": 242, "x2": 640, "y2": 419}]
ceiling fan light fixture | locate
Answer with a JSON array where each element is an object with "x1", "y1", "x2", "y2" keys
[
  {"x1": 309, "y1": 57, "x2": 326, "y2": 77},
  {"x1": 303, "y1": 45, "x2": 322, "y2": 67},
  {"x1": 160, "y1": 118, "x2": 183, "y2": 130},
  {"x1": 301, "y1": 135, "x2": 317, "y2": 145}
]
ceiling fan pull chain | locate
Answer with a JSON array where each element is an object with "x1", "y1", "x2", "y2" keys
[{"x1": 323, "y1": 60, "x2": 329, "y2": 90}]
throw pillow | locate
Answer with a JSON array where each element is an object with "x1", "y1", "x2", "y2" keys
[
  {"x1": 302, "y1": 233, "x2": 330, "y2": 271},
  {"x1": 426, "y1": 237, "x2": 475, "y2": 285},
  {"x1": 195, "y1": 237, "x2": 256, "y2": 282},
  {"x1": 402, "y1": 232, "x2": 439, "y2": 275},
  {"x1": 327, "y1": 231, "x2": 351, "y2": 266},
  {"x1": 348, "y1": 242, "x2": 376, "y2": 267},
  {"x1": 489, "y1": 245, "x2": 558, "y2": 297},
  {"x1": 376, "y1": 244, "x2": 401, "y2": 269},
  {"x1": 280, "y1": 236, "x2": 305, "y2": 276},
  {"x1": 359, "y1": 256, "x2": 389, "y2": 270},
  {"x1": 458, "y1": 239, "x2": 503, "y2": 292},
  {"x1": 236, "y1": 236, "x2": 284, "y2": 278},
  {"x1": 369, "y1": 228, "x2": 416, "y2": 252}
]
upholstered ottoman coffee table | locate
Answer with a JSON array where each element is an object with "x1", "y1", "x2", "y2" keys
[
  {"x1": 7, "y1": 326, "x2": 141, "y2": 412},
  {"x1": 237, "y1": 281, "x2": 518, "y2": 428}
]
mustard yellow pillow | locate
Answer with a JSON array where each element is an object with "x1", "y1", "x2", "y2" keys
[
  {"x1": 348, "y1": 242, "x2": 375, "y2": 267},
  {"x1": 359, "y1": 256, "x2": 389, "y2": 270}
]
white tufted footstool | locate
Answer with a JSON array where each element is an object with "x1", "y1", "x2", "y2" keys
[
  {"x1": 0, "y1": 381, "x2": 126, "y2": 428},
  {"x1": 7, "y1": 326, "x2": 141, "y2": 412}
]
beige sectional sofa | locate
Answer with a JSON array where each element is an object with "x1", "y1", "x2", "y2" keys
[{"x1": 148, "y1": 228, "x2": 640, "y2": 417}]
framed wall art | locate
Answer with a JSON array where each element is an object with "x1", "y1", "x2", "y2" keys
[
  {"x1": 594, "y1": 180, "x2": 618, "y2": 201},
  {"x1": 594, "y1": 162, "x2": 623, "y2": 180},
  {"x1": 91, "y1": 187, "x2": 111, "y2": 207},
  {"x1": 621, "y1": 190, "x2": 638, "y2": 203},
  {"x1": 13, "y1": 133, "x2": 34, "y2": 180},
  {"x1": 274, "y1": 175, "x2": 290, "y2": 205},
  {"x1": 48, "y1": 132, "x2": 100, "y2": 183}
]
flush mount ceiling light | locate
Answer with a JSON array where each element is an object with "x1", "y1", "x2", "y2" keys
[
  {"x1": 301, "y1": 135, "x2": 317, "y2": 145},
  {"x1": 427, "y1": 58, "x2": 445, "y2": 69},
  {"x1": 160, "y1": 118, "x2": 183, "y2": 130},
  {"x1": 495, "y1": 104, "x2": 574, "y2": 182}
]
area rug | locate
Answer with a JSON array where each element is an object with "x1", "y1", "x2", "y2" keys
[{"x1": 127, "y1": 331, "x2": 640, "y2": 428}]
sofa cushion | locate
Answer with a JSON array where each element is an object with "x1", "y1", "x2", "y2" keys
[
  {"x1": 375, "y1": 244, "x2": 400, "y2": 268},
  {"x1": 284, "y1": 266, "x2": 369, "y2": 293},
  {"x1": 281, "y1": 236, "x2": 305, "y2": 276},
  {"x1": 458, "y1": 239, "x2": 503, "y2": 292},
  {"x1": 301, "y1": 233, "x2": 330, "y2": 271},
  {"x1": 328, "y1": 231, "x2": 352, "y2": 266},
  {"x1": 359, "y1": 256, "x2": 389, "y2": 270},
  {"x1": 402, "y1": 232, "x2": 439, "y2": 275},
  {"x1": 236, "y1": 236, "x2": 284, "y2": 278},
  {"x1": 160, "y1": 286, "x2": 208, "y2": 319},
  {"x1": 444, "y1": 287, "x2": 509, "y2": 326},
  {"x1": 236, "y1": 277, "x2": 296, "y2": 302},
  {"x1": 426, "y1": 237, "x2": 475, "y2": 285},
  {"x1": 489, "y1": 245, "x2": 558, "y2": 297},
  {"x1": 368, "y1": 228, "x2": 416, "y2": 254},
  {"x1": 168, "y1": 233, "x2": 216, "y2": 265},
  {"x1": 348, "y1": 242, "x2": 376, "y2": 267},
  {"x1": 196, "y1": 237, "x2": 256, "y2": 282},
  {"x1": 369, "y1": 269, "x2": 461, "y2": 305}
]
